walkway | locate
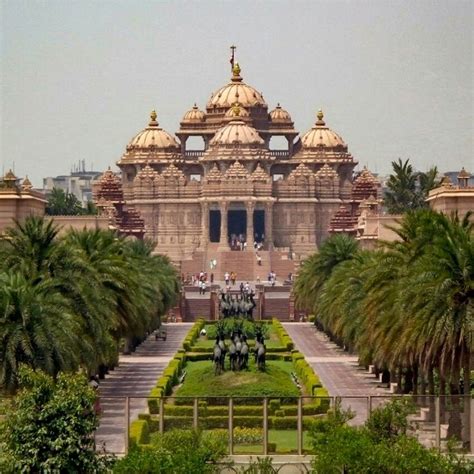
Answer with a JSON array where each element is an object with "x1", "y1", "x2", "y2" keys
[
  {"x1": 95, "y1": 323, "x2": 192, "y2": 454},
  {"x1": 283, "y1": 323, "x2": 389, "y2": 425}
]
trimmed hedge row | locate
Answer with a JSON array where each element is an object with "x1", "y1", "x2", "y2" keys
[
  {"x1": 183, "y1": 318, "x2": 206, "y2": 351},
  {"x1": 129, "y1": 419, "x2": 150, "y2": 446},
  {"x1": 156, "y1": 403, "x2": 324, "y2": 417},
  {"x1": 159, "y1": 415, "x2": 321, "y2": 430},
  {"x1": 272, "y1": 318, "x2": 294, "y2": 351},
  {"x1": 147, "y1": 320, "x2": 205, "y2": 413}
]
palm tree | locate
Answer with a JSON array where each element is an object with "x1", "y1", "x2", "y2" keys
[
  {"x1": 294, "y1": 234, "x2": 359, "y2": 319},
  {"x1": 0, "y1": 271, "x2": 81, "y2": 392}
]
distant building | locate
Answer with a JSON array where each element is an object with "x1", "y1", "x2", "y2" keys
[
  {"x1": 43, "y1": 161, "x2": 102, "y2": 206},
  {"x1": 426, "y1": 168, "x2": 474, "y2": 218},
  {"x1": 0, "y1": 170, "x2": 47, "y2": 234}
]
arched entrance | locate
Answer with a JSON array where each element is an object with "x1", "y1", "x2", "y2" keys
[
  {"x1": 228, "y1": 210, "x2": 246, "y2": 247},
  {"x1": 254, "y1": 209, "x2": 265, "y2": 242},
  {"x1": 209, "y1": 210, "x2": 221, "y2": 242}
]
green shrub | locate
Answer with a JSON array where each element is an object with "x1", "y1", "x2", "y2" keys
[
  {"x1": 148, "y1": 387, "x2": 163, "y2": 413},
  {"x1": 115, "y1": 429, "x2": 228, "y2": 474},
  {"x1": 269, "y1": 399, "x2": 281, "y2": 414},
  {"x1": 185, "y1": 353, "x2": 212, "y2": 362},
  {"x1": 129, "y1": 420, "x2": 150, "y2": 446},
  {"x1": 275, "y1": 409, "x2": 286, "y2": 418}
]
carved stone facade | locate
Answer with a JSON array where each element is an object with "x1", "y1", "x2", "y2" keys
[{"x1": 95, "y1": 63, "x2": 361, "y2": 262}]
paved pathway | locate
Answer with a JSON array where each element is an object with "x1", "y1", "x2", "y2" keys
[
  {"x1": 283, "y1": 323, "x2": 389, "y2": 425},
  {"x1": 95, "y1": 323, "x2": 192, "y2": 454}
]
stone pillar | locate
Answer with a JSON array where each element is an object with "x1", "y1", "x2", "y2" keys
[
  {"x1": 219, "y1": 201, "x2": 229, "y2": 249},
  {"x1": 200, "y1": 201, "x2": 209, "y2": 248},
  {"x1": 245, "y1": 201, "x2": 255, "y2": 248},
  {"x1": 264, "y1": 202, "x2": 274, "y2": 250},
  {"x1": 287, "y1": 136, "x2": 294, "y2": 156}
]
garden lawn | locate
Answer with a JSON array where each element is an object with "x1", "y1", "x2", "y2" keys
[{"x1": 174, "y1": 360, "x2": 300, "y2": 399}]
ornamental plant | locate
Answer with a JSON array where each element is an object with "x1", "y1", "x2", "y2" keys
[{"x1": 0, "y1": 366, "x2": 113, "y2": 473}]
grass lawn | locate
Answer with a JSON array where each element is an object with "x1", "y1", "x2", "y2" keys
[{"x1": 174, "y1": 360, "x2": 300, "y2": 399}]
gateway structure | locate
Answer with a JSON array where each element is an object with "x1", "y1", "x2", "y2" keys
[{"x1": 94, "y1": 61, "x2": 379, "y2": 277}]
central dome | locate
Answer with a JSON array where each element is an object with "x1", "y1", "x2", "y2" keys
[{"x1": 207, "y1": 63, "x2": 267, "y2": 109}]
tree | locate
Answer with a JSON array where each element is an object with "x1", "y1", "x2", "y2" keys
[
  {"x1": 46, "y1": 187, "x2": 84, "y2": 215},
  {"x1": 0, "y1": 217, "x2": 179, "y2": 391},
  {"x1": 310, "y1": 401, "x2": 473, "y2": 473},
  {"x1": 384, "y1": 159, "x2": 440, "y2": 213},
  {"x1": 294, "y1": 234, "x2": 359, "y2": 317},
  {"x1": 0, "y1": 367, "x2": 112, "y2": 473}
]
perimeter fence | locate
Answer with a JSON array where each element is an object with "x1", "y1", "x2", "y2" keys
[{"x1": 94, "y1": 394, "x2": 474, "y2": 457}]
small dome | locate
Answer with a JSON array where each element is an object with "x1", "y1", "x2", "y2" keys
[
  {"x1": 300, "y1": 109, "x2": 347, "y2": 150},
  {"x1": 269, "y1": 103, "x2": 292, "y2": 123},
  {"x1": 127, "y1": 110, "x2": 179, "y2": 152},
  {"x1": 207, "y1": 64, "x2": 266, "y2": 109},
  {"x1": 210, "y1": 114, "x2": 265, "y2": 147},
  {"x1": 182, "y1": 104, "x2": 205, "y2": 123}
]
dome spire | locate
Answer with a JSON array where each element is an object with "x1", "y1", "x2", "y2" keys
[
  {"x1": 149, "y1": 109, "x2": 158, "y2": 126},
  {"x1": 316, "y1": 108, "x2": 325, "y2": 126},
  {"x1": 231, "y1": 62, "x2": 242, "y2": 82}
]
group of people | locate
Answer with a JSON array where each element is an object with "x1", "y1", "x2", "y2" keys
[
  {"x1": 185, "y1": 271, "x2": 215, "y2": 294},
  {"x1": 229, "y1": 233, "x2": 247, "y2": 251}
]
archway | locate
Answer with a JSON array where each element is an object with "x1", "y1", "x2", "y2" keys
[
  {"x1": 253, "y1": 210, "x2": 265, "y2": 242},
  {"x1": 209, "y1": 210, "x2": 221, "y2": 242},
  {"x1": 228, "y1": 210, "x2": 246, "y2": 247}
]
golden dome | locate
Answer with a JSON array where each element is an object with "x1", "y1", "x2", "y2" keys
[
  {"x1": 269, "y1": 103, "x2": 292, "y2": 123},
  {"x1": 210, "y1": 118, "x2": 265, "y2": 147},
  {"x1": 127, "y1": 110, "x2": 179, "y2": 152},
  {"x1": 300, "y1": 109, "x2": 347, "y2": 150},
  {"x1": 207, "y1": 64, "x2": 266, "y2": 109},
  {"x1": 181, "y1": 104, "x2": 206, "y2": 123}
]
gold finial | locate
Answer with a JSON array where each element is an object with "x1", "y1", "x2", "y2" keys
[
  {"x1": 232, "y1": 62, "x2": 241, "y2": 77},
  {"x1": 149, "y1": 109, "x2": 158, "y2": 125},
  {"x1": 231, "y1": 102, "x2": 241, "y2": 117},
  {"x1": 316, "y1": 108, "x2": 325, "y2": 126}
]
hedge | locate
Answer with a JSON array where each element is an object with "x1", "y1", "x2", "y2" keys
[
  {"x1": 272, "y1": 319, "x2": 294, "y2": 350},
  {"x1": 147, "y1": 415, "x2": 324, "y2": 431},
  {"x1": 129, "y1": 419, "x2": 150, "y2": 446},
  {"x1": 183, "y1": 318, "x2": 206, "y2": 351}
]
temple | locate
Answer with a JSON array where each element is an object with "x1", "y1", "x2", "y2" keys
[{"x1": 94, "y1": 59, "x2": 379, "y2": 277}]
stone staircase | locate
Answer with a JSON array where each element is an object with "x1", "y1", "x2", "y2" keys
[
  {"x1": 184, "y1": 295, "x2": 211, "y2": 321},
  {"x1": 269, "y1": 251, "x2": 296, "y2": 282}
]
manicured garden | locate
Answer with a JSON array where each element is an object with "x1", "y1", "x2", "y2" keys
[{"x1": 131, "y1": 317, "x2": 330, "y2": 454}]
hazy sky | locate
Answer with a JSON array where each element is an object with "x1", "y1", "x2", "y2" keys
[{"x1": 1, "y1": 0, "x2": 472, "y2": 186}]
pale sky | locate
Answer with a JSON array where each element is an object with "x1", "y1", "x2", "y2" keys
[{"x1": 1, "y1": 0, "x2": 472, "y2": 186}]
